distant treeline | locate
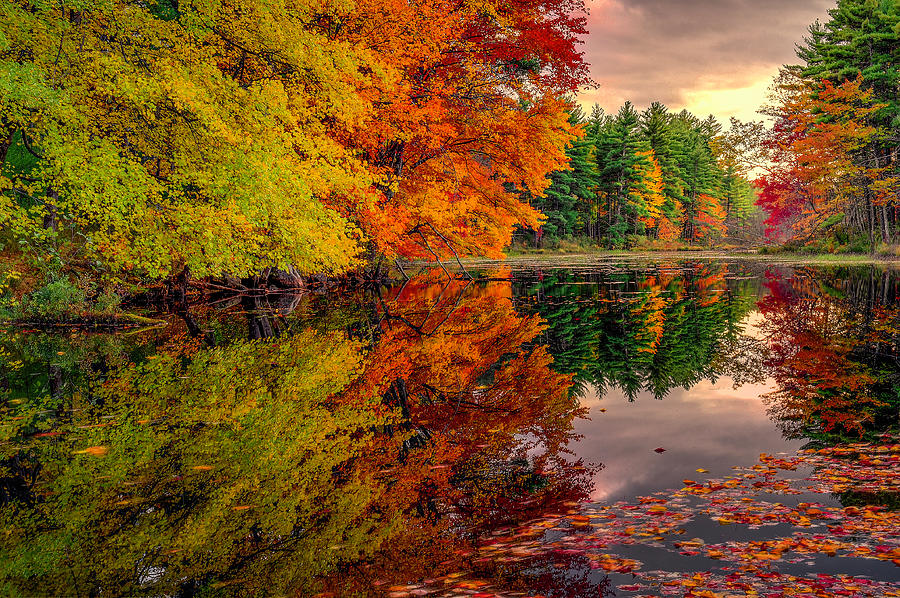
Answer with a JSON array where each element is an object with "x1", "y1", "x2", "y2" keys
[{"x1": 519, "y1": 103, "x2": 760, "y2": 249}]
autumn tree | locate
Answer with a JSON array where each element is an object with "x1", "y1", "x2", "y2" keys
[
  {"x1": 0, "y1": 0, "x2": 374, "y2": 280},
  {"x1": 756, "y1": 73, "x2": 898, "y2": 246},
  {"x1": 0, "y1": 0, "x2": 592, "y2": 283},
  {"x1": 755, "y1": 0, "x2": 900, "y2": 249},
  {"x1": 331, "y1": 0, "x2": 590, "y2": 263}
]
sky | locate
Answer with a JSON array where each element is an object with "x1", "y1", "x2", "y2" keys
[{"x1": 578, "y1": 0, "x2": 834, "y2": 124}]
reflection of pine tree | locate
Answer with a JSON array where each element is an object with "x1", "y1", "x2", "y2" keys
[{"x1": 517, "y1": 266, "x2": 759, "y2": 400}]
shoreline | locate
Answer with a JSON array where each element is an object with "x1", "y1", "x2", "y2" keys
[{"x1": 455, "y1": 250, "x2": 900, "y2": 269}]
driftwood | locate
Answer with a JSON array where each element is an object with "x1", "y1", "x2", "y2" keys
[{"x1": 3, "y1": 313, "x2": 168, "y2": 332}]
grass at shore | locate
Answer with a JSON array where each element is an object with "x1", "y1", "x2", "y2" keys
[{"x1": 458, "y1": 249, "x2": 900, "y2": 269}]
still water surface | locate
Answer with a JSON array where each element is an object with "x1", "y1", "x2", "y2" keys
[{"x1": 0, "y1": 260, "x2": 897, "y2": 596}]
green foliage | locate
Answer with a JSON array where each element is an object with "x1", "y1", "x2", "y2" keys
[
  {"x1": 1, "y1": 132, "x2": 39, "y2": 178},
  {"x1": 516, "y1": 265, "x2": 759, "y2": 400},
  {"x1": 822, "y1": 213, "x2": 846, "y2": 229},
  {"x1": 92, "y1": 290, "x2": 122, "y2": 314},
  {"x1": 18, "y1": 279, "x2": 85, "y2": 318},
  {"x1": 642, "y1": 102, "x2": 684, "y2": 223},
  {"x1": 592, "y1": 103, "x2": 652, "y2": 246},
  {"x1": 522, "y1": 107, "x2": 598, "y2": 243},
  {"x1": 799, "y1": 0, "x2": 900, "y2": 128}
]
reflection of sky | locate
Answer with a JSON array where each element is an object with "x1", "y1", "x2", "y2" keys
[{"x1": 574, "y1": 375, "x2": 805, "y2": 502}]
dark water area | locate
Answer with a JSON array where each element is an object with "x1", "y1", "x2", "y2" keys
[{"x1": 0, "y1": 260, "x2": 898, "y2": 596}]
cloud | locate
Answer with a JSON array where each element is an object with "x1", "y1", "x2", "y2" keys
[{"x1": 578, "y1": 0, "x2": 833, "y2": 122}]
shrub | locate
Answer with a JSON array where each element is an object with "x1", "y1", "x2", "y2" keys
[
  {"x1": 93, "y1": 290, "x2": 122, "y2": 314},
  {"x1": 21, "y1": 279, "x2": 86, "y2": 318}
]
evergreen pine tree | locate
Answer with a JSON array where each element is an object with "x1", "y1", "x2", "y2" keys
[{"x1": 594, "y1": 103, "x2": 654, "y2": 247}]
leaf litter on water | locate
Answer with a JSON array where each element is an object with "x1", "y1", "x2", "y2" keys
[{"x1": 384, "y1": 442, "x2": 900, "y2": 598}]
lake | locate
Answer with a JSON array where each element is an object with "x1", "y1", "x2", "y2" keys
[{"x1": 1, "y1": 258, "x2": 898, "y2": 597}]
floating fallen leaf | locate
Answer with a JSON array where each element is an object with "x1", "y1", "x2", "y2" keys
[
  {"x1": 73, "y1": 446, "x2": 108, "y2": 457},
  {"x1": 654, "y1": 447, "x2": 667, "y2": 453}
]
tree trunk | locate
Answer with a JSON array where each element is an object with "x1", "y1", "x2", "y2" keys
[
  {"x1": 243, "y1": 295, "x2": 277, "y2": 340},
  {"x1": 43, "y1": 188, "x2": 59, "y2": 231},
  {"x1": 48, "y1": 365, "x2": 64, "y2": 401},
  {"x1": 867, "y1": 191, "x2": 876, "y2": 253}
]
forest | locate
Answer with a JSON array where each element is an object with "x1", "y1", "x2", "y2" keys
[
  {"x1": 527, "y1": 0, "x2": 900, "y2": 252},
  {"x1": 520, "y1": 103, "x2": 759, "y2": 249},
  {"x1": 0, "y1": 0, "x2": 898, "y2": 300}
]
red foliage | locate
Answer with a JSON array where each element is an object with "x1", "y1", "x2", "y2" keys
[{"x1": 331, "y1": 0, "x2": 591, "y2": 261}]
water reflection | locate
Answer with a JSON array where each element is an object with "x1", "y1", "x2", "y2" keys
[
  {"x1": 0, "y1": 272, "x2": 589, "y2": 596},
  {"x1": 575, "y1": 378, "x2": 801, "y2": 502},
  {"x1": 759, "y1": 267, "x2": 899, "y2": 446},
  {"x1": 0, "y1": 262, "x2": 896, "y2": 595},
  {"x1": 514, "y1": 263, "x2": 760, "y2": 400}
]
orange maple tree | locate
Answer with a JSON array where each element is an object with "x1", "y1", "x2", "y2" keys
[
  {"x1": 330, "y1": 0, "x2": 590, "y2": 261},
  {"x1": 693, "y1": 193, "x2": 728, "y2": 242}
]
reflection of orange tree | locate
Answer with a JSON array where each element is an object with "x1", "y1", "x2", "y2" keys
[
  {"x1": 346, "y1": 271, "x2": 591, "y2": 528},
  {"x1": 313, "y1": 272, "x2": 593, "y2": 595},
  {"x1": 759, "y1": 269, "x2": 899, "y2": 442},
  {"x1": 0, "y1": 272, "x2": 589, "y2": 596}
]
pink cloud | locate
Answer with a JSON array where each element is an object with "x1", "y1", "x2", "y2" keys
[{"x1": 578, "y1": 0, "x2": 833, "y2": 121}]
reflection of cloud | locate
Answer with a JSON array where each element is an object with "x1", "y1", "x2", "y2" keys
[
  {"x1": 679, "y1": 379, "x2": 774, "y2": 405},
  {"x1": 576, "y1": 379, "x2": 804, "y2": 502},
  {"x1": 579, "y1": 0, "x2": 832, "y2": 122}
]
